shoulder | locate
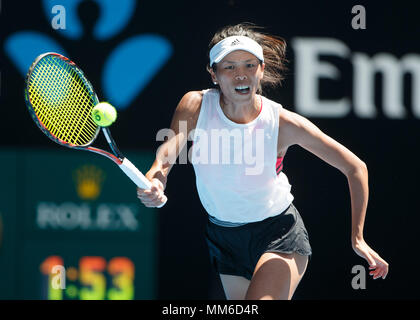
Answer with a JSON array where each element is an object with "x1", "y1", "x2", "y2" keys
[
  {"x1": 278, "y1": 107, "x2": 323, "y2": 147},
  {"x1": 170, "y1": 91, "x2": 204, "y2": 132},
  {"x1": 279, "y1": 107, "x2": 305, "y2": 128},
  {"x1": 177, "y1": 90, "x2": 203, "y2": 112}
]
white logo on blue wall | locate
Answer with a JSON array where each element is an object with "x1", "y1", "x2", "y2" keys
[{"x1": 4, "y1": 0, "x2": 173, "y2": 110}]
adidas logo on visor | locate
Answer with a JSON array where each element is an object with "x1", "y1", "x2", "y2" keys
[{"x1": 230, "y1": 39, "x2": 241, "y2": 46}]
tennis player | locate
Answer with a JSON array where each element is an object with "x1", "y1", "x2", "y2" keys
[{"x1": 137, "y1": 23, "x2": 389, "y2": 300}]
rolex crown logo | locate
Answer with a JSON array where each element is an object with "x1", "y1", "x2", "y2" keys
[{"x1": 73, "y1": 165, "x2": 105, "y2": 200}]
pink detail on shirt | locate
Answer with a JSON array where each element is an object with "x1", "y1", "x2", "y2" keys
[{"x1": 276, "y1": 156, "x2": 284, "y2": 175}]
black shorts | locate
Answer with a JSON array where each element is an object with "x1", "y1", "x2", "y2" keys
[{"x1": 205, "y1": 203, "x2": 312, "y2": 280}]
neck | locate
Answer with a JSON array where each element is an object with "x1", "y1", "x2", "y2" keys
[{"x1": 219, "y1": 93, "x2": 261, "y2": 124}]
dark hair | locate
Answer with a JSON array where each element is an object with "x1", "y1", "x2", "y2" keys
[{"x1": 206, "y1": 22, "x2": 288, "y2": 94}]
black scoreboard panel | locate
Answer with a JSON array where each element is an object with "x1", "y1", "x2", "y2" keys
[{"x1": 1, "y1": 149, "x2": 158, "y2": 299}]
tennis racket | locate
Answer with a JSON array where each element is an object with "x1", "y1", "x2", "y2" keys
[{"x1": 24, "y1": 52, "x2": 165, "y2": 207}]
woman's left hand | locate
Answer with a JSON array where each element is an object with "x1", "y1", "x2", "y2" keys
[{"x1": 352, "y1": 238, "x2": 389, "y2": 280}]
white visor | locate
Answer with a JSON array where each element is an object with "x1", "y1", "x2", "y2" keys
[{"x1": 209, "y1": 36, "x2": 264, "y2": 67}]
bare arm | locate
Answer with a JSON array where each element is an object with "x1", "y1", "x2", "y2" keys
[
  {"x1": 137, "y1": 91, "x2": 202, "y2": 207},
  {"x1": 278, "y1": 108, "x2": 389, "y2": 279}
]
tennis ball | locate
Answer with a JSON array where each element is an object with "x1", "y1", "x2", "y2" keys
[{"x1": 91, "y1": 102, "x2": 117, "y2": 127}]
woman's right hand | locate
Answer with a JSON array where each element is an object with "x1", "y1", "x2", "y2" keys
[{"x1": 137, "y1": 178, "x2": 167, "y2": 208}]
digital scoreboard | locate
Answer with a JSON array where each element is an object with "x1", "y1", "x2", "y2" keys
[
  {"x1": 40, "y1": 255, "x2": 135, "y2": 300},
  {"x1": 0, "y1": 149, "x2": 158, "y2": 299}
]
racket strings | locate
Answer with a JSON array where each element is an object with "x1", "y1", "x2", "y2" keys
[
  {"x1": 28, "y1": 55, "x2": 98, "y2": 146},
  {"x1": 30, "y1": 61, "x2": 95, "y2": 144},
  {"x1": 47, "y1": 60, "x2": 97, "y2": 143}
]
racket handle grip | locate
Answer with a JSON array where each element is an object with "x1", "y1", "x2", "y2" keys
[
  {"x1": 119, "y1": 158, "x2": 151, "y2": 189},
  {"x1": 119, "y1": 158, "x2": 167, "y2": 208}
]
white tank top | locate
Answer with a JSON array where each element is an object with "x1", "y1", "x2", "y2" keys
[{"x1": 190, "y1": 89, "x2": 294, "y2": 223}]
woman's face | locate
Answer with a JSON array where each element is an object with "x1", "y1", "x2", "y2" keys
[{"x1": 211, "y1": 50, "x2": 265, "y2": 102}]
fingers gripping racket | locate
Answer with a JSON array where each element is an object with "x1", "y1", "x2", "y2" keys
[{"x1": 24, "y1": 52, "x2": 165, "y2": 207}]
